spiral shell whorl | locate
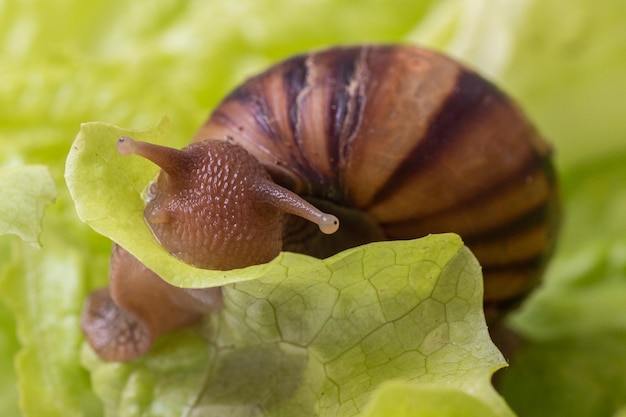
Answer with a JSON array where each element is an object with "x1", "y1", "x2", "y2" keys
[{"x1": 195, "y1": 44, "x2": 559, "y2": 316}]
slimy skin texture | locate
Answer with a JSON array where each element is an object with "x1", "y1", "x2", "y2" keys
[{"x1": 81, "y1": 244, "x2": 223, "y2": 361}]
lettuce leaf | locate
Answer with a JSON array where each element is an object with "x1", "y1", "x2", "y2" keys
[
  {"x1": 0, "y1": 294, "x2": 20, "y2": 417},
  {"x1": 80, "y1": 233, "x2": 511, "y2": 417},
  {"x1": 0, "y1": 242, "x2": 103, "y2": 417},
  {"x1": 0, "y1": 165, "x2": 56, "y2": 248},
  {"x1": 0, "y1": 164, "x2": 103, "y2": 417},
  {"x1": 362, "y1": 382, "x2": 506, "y2": 417},
  {"x1": 0, "y1": 165, "x2": 55, "y2": 415}
]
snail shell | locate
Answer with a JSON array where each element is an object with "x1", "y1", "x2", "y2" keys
[
  {"x1": 195, "y1": 44, "x2": 560, "y2": 318},
  {"x1": 82, "y1": 44, "x2": 559, "y2": 361}
]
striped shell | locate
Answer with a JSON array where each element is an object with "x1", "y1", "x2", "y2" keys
[{"x1": 194, "y1": 44, "x2": 560, "y2": 318}]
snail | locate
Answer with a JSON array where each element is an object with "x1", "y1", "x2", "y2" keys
[{"x1": 81, "y1": 44, "x2": 559, "y2": 362}]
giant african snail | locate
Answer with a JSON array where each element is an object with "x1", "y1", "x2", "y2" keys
[{"x1": 81, "y1": 44, "x2": 560, "y2": 362}]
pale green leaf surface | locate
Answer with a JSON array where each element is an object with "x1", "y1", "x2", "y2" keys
[
  {"x1": 362, "y1": 381, "x2": 505, "y2": 417},
  {"x1": 0, "y1": 239, "x2": 104, "y2": 417},
  {"x1": 82, "y1": 234, "x2": 510, "y2": 417},
  {"x1": 0, "y1": 291, "x2": 19, "y2": 417},
  {"x1": 0, "y1": 164, "x2": 55, "y2": 415},
  {"x1": 0, "y1": 165, "x2": 56, "y2": 248}
]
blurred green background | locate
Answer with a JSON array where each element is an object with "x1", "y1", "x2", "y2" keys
[{"x1": 1, "y1": 0, "x2": 626, "y2": 416}]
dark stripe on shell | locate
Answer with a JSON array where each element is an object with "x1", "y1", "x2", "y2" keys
[
  {"x1": 370, "y1": 68, "x2": 507, "y2": 208},
  {"x1": 380, "y1": 151, "x2": 555, "y2": 240},
  {"x1": 221, "y1": 84, "x2": 282, "y2": 142},
  {"x1": 282, "y1": 55, "x2": 309, "y2": 145},
  {"x1": 463, "y1": 201, "x2": 552, "y2": 252},
  {"x1": 326, "y1": 47, "x2": 366, "y2": 159}
]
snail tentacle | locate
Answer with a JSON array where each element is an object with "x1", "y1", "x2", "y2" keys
[
  {"x1": 117, "y1": 136, "x2": 188, "y2": 177},
  {"x1": 252, "y1": 178, "x2": 339, "y2": 234}
]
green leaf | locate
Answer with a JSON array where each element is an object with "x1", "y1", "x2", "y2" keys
[
  {"x1": 0, "y1": 165, "x2": 56, "y2": 248},
  {"x1": 0, "y1": 165, "x2": 55, "y2": 414},
  {"x1": 0, "y1": 292, "x2": 19, "y2": 417},
  {"x1": 82, "y1": 234, "x2": 511, "y2": 417},
  {"x1": 0, "y1": 241, "x2": 104, "y2": 417}
]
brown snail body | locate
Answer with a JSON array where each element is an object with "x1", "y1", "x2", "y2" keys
[{"x1": 82, "y1": 44, "x2": 559, "y2": 361}]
